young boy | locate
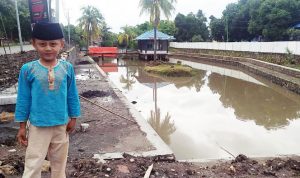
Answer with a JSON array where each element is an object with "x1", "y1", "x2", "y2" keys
[{"x1": 15, "y1": 22, "x2": 81, "y2": 178}]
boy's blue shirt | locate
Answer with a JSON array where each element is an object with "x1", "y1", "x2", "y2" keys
[{"x1": 15, "y1": 59, "x2": 81, "y2": 127}]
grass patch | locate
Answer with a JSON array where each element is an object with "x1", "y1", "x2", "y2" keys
[{"x1": 144, "y1": 64, "x2": 196, "y2": 77}]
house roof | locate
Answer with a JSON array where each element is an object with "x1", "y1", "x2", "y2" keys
[{"x1": 135, "y1": 29, "x2": 175, "y2": 41}]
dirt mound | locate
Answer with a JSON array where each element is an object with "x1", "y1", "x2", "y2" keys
[
  {"x1": 0, "y1": 155, "x2": 24, "y2": 176},
  {"x1": 0, "y1": 127, "x2": 18, "y2": 146},
  {"x1": 0, "y1": 51, "x2": 38, "y2": 91},
  {"x1": 67, "y1": 154, "x2": 300, "y2": 178}
]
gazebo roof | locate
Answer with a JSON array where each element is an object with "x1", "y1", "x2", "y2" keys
[{"x1": 135, "y1": 29, "x2": 175, "y2": 41}]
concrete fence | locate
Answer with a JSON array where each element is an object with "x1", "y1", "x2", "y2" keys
[{"x1": 170, "y1": 41, "x2": 300, "y2": 55}]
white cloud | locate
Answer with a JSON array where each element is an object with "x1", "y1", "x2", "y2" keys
[{"x1": 58, "y1": 0, "x2": 237, "y2": 33}]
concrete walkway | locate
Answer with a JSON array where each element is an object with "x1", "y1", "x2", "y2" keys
[{"x1": 71, "y1": 56, "x2": 173, "y2": 162}]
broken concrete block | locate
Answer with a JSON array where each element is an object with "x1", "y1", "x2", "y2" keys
[
  {"x1": 80, "y1": 123, "x2": 89, "y2": 132},
  {"x1": 41, "y1": 160, "x2": 50, "y2": 172},
  {"x1": 0, "y1": 164, "x2": 16, "y2": 175},
  {"x1": 117, "y1": 165, "x2": 130, "y2": 174}
]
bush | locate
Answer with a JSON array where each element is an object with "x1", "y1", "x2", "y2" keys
[{"x1": 144, "y1": 64, "x2": 196, "y2": 77}]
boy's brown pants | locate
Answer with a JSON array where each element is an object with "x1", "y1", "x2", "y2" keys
[{"x1": 22, "y1": 124, "x2": 69, "y2": 178}]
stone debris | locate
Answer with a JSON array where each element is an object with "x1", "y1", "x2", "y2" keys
[
  {"x1": 80, "y1": 123, "x2": 89, "y2": 132},
  {"x1": 41, "y1": 160, "x2": 50, "y2": 172},
  {"x1": 0, "y1": 165, "x2": 16, "y2": 175},
  {"x1": 8, "y1": 149, "x2": 16, "y2": 153},
  {"x1": 117, "y1": 165, "x2": 130, "y2": 174},
  {"x1": 229, "y1": 165, "x2": 236, "y2": 173}
]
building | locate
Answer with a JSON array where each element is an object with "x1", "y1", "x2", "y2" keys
[{"x1": 135, "y1": 29, "x2": 175, "y2": 60}]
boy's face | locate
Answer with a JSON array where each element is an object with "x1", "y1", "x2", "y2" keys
[{"x1": 32, "y1": 39, "x2": 64, "y2": 61}]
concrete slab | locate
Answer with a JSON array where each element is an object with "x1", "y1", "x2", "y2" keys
[
  {"x1": 0, "y1": 84, "x2": 17, "y2": 105},
  {"x1": 0, "y1": 95, "x2": 17, "y2": 105},
  {"x1": 84, "y1": 56, "x2": 173, "y2": 160}
]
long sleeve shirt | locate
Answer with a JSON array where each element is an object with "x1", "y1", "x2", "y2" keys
[{"x1": 15, "y1": 59, "x2": 81, "y2": 127}]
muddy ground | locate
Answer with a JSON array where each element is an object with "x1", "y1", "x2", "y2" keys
[
  {"x1": 1, "y1": 51, "x2": 300, "y2": 178},
  {"x1": 1, "y1": 151, "x2": 300, "y2": 177},
  {"x1": 0, "y1": 51, "x2": 38, "y2": 91}
]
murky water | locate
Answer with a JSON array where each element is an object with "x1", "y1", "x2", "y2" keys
[{"x1": 101, "y1": 58, "x2": 300, "y2": 160}]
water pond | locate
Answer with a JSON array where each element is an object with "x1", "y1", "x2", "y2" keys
[{"x1": 100, "y1": 58, "x2": 300, "y2": 160}]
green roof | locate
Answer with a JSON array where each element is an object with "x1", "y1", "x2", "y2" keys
[{"x1": 135, "y1": 29, "x2": 175, "y2": 40}]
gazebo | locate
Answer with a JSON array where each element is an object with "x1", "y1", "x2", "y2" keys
[{"x1": 135, "y1": 30, "x2": 175, "y2": 60}]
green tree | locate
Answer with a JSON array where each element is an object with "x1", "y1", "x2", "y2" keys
[
  {"x1": 221, "y1": 0, "x2": 256, "y2": 42},
  {"x1": 139, "y1": 0, "x2": 176, "y2": 60},
  {"x1": 246, "y1": 0, "x2": 262, "y2": 40},
  {"x1": 135, "y1": 21, "x2": 153, "y2": 35},
  {"x1": 62, "y1": 25, "x2": 86, "y2": 47},
  {"x1": 252, "y1": 0, "x2": 300, "y2": 41},
  {"x1": 175, "y1": 10, "x2": 209, "y2": 42},
  {"x1": 287, "y1": 28, "x2": 300, "y2": 40},
  {"x1": 158, "y1": 20, "x2": 176, "y2": 36},
  {"x1": 78, "y1": 6, "x2": 105, "y2": 46},
  {"x1": 122, "y1": 25, "x2": 137, "y2": 49},
  {"x1": 191, "y1": 35, "x2": 203, "y2": 42},
  {"x1": 0, "y1": 0, "x2": 31, "y2": 42},
  {"x1": 209, "y1": 15, "x2": 225, "y2": 41},
  {"x1": 118, "y1": 33, "x2": 129, "y2": 49},
  {"x1": 101, "y1": 23, "x2": 117, "y2": 47}
]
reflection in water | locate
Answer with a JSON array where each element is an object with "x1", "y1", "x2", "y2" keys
[
  {"x1": 148, "y1": 108, "x2": 176, "y2": 144},
  {"x1": 106, "y1": 58, "x2": 300, "y2": 160},
  {"x1": 208, "y1": 73, "x2": 300, "y2": 129},
  {"x1": 173, "y1": 70, "x2": 206, "y2": 92},
  {"x1": 149, "y1": 70, "x2": 207, "y2": 92},
  {"x1": 119, "y1": 67, "x2": 136, "y2": 91},
  {"x1": 146, "y1": 80, "x2": 176, "y2": 145}
]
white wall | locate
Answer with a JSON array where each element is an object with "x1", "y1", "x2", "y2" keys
[{"x1": 170, "y1": 42, "x2": 300, "y2": 55}]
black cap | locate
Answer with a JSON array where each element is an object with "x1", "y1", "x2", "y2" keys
[{"x1": 32, "y1": 22, "x2": 64, "y2": 40}]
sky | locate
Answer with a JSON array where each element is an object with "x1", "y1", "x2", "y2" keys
[{"x1": 57, "y1": 0, "x2": 238, "y2": 33}]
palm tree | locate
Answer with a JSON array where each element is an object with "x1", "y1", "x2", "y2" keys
[
  {"x1": 78, "y1": 6, "x2": 104, "y2": 47},
  {"x1": 139, "y1": 0, "x2": 176, "y2": 60},
  {"x1": 118, "y1": 25, "x2": 137, "y2": 52},
  {"x1": 118, "y1": 33, "x2": 129, "y2": 51}
]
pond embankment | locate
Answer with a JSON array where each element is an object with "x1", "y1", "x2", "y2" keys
[{"x1": 170, "y1": 49, "x2": 300, "y2": 94}]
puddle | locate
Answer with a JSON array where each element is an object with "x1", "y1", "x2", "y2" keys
[
  {"x1": 81, "y1": 90, "x2": 111, "y2": 98},
  {"x1": 76, "y1": 68, "x2": 100, "y2": 80}
]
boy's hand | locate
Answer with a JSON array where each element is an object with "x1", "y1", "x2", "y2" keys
[
  {"x1": 17, "y1": 127, "x2": 28, "y2": 146},
  {"x1": 66, "y1": 118, "x2": 76, "y2": 133}
]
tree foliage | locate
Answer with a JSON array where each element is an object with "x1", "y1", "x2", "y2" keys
[
  {"x1": 209, "y1": 16, "x2": 225, "y2": 41},
  {"x1": 78, "y1": 6, "x2": 105, "y2": 46},
  {"x1": 0, "y1": 0, "x2": 31, "y2": 42},
  {"x1": 210, "y1": 0, "x2": 300, "y2": 41},
  {"x1": 175, "y1": 10, "x2": 209, "y2": 42},
  {"x1": 101, "y1": 23, "x2": 117, "y2": 47},
  {"x1": 158, "y1": 20, "x2": 176, "y2": 36}
]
